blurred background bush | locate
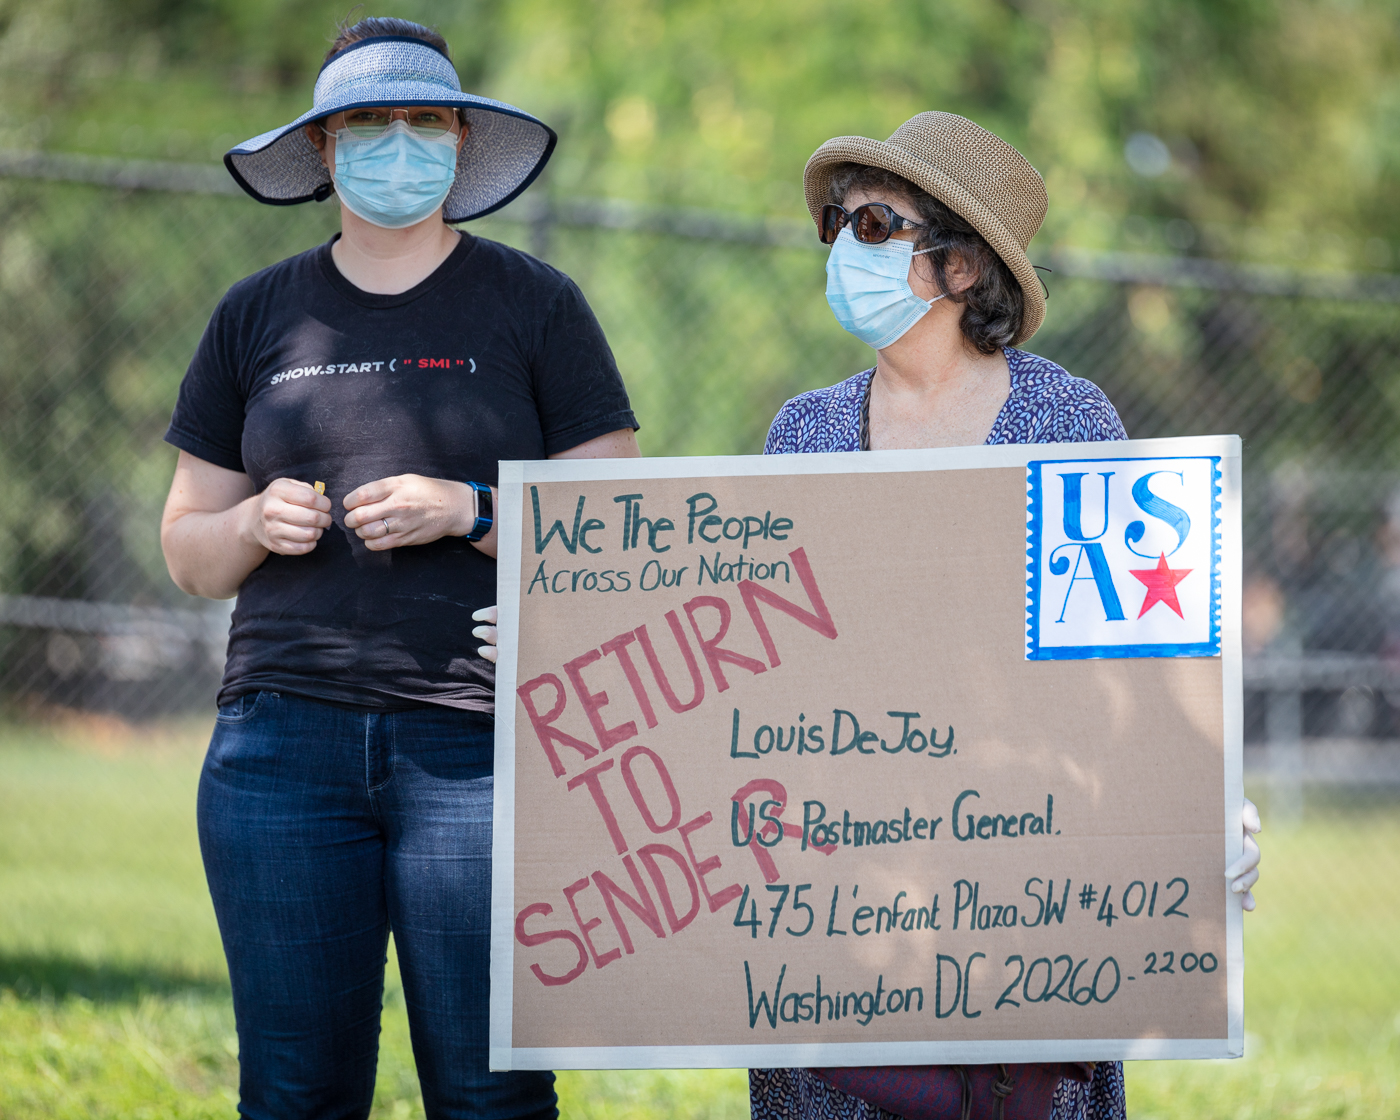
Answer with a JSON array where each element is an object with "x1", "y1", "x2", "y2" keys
[{"x1": 0, "y1": 0, "x2": 1397, "y2": 1115}]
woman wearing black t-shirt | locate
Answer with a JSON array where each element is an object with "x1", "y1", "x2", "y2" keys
[{"x1": 159, "y1": 18, "x2": 635, "y2": 1119}]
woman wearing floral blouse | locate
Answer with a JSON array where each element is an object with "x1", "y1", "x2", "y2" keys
[{"x1": 750, "y1": 110, "x2": 1263, "y2": 1120}]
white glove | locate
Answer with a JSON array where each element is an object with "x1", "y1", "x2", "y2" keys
[
  {"x1": 1224, "y1": 797, "x2": 1262, "y2": 911},
  {"x1": 472, "y1": 605, "x2": 499, "y2": 664}
]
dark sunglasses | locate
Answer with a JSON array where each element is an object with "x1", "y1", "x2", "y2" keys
[{"x1": 820, "y1": 203, "x2": 929, "y2": 245}]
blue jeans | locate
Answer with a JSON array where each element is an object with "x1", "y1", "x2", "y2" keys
[{"x1": 198, "y1": 691, "x2": 557, "y2": 1120}]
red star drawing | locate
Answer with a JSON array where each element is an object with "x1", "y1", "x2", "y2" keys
[{"x1": 1130, "y1": 552, "x2": 1192, "y2": 619}]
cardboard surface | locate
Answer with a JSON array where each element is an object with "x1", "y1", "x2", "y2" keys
[{"x1": 490, "y1": 436, "x2": 1243, "y2": 1070}]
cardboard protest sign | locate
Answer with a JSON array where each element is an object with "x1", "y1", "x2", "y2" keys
[{"x1": 490, "y1": 435, "x2": 1243, "y2": 1071}]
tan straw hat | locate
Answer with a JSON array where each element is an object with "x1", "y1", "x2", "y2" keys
[{"x1": 803, "y1": 111, "x2": 1049, "y2": 343}]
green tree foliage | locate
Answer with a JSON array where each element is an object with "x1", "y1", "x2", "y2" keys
[
  {"x1": 1, "y1": 0, "x2": 1396, "y2": 266},
  {"x1": 0, "y1": 0, "x2": 1396, "y2": 621}
]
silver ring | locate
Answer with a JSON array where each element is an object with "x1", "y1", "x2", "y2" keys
[{"x1": 382, "y1": 519, "x2": 391, "y2": 535}]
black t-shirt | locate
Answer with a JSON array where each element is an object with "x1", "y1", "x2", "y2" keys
[{"x1": 166, "y1": 233, "x2": 636, "y2": 712}]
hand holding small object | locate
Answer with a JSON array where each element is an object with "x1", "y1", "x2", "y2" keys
[
  {"x1": 1225, "y1": 797, "x2": 1262, "y2": 911},
  {"x1": 241, "y1": 478, "x2": 333, "y2": 556},
  {"x1": 472, "y1": 605, "x2": 498, "y2": 663}
]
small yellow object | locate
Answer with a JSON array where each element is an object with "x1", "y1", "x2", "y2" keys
[{"x1": 314, "y1": 481, "x2": 326, "y2": 495}]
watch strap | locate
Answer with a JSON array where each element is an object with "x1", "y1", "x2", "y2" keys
[{"x1": 465, "y1": 481, "x2": 494, "y2": 542}]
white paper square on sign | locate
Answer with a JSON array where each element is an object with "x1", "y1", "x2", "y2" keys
[{"x1": 1026, "y1": 456, "x2": 1221, "y2": 660}]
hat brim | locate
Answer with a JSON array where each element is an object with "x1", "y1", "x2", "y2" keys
[
  {"x1": 803, "y1": 136, "x2": 1046, "y2": 344},
  {"x1": 225, "y1": 89, "x2": 556, "y2": 224}
]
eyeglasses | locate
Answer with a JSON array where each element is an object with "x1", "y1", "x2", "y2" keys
[
  {"x1": 820, "y1": 203, "x2": 929, "y2": 245},
  {"x1": 325, "y1": 106, "x2": 461, "y2": 139}
]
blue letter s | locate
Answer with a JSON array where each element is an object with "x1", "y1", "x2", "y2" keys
[{"x1": 1125, "y1": 471, "x2": 1190, "y2": 558}]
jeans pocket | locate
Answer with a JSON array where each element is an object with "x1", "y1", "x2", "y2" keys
[{"x1": 214, "y1": 690, "x2": 271, "y2": 724}]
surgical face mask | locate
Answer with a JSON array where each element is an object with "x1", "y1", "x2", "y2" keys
[
  {"x1": 824, "y1": 227, "x2": 945, "y2": 350},
  {"x1": 331, "y1": 119, "x2": 459, "y2": 229}
]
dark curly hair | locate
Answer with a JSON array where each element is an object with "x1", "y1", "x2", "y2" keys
[{"x1": 827, "y1": 162, "x2": 1025, "y2": 354}]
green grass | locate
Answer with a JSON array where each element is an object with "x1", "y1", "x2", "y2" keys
[
  {"x1": 1127, "y1": 792, "x2": 1400, "y2": 1120},
  {"x1": 0, "y1": 717, "x2": 1395, "y2": 1118}
]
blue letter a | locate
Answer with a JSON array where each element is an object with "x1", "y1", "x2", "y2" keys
[{"x1": 1050, "y1": 543, "x2": 1126, "y2": 623}]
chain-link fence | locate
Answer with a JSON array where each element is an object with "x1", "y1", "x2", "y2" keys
[{"x1": 2, "y1": 151, "x2": 1399, "y2": 809}]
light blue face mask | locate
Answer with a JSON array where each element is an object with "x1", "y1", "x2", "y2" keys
[
  {"x1": 331, "y1": 119, "x2": 460, "y2": 229},
  {"x1": 825, "y1": 227, "x2": 945, "y2": 350}
]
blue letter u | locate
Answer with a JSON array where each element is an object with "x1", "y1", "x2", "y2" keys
[{"x1": 1059, "y1": 472, "x2": 1114, "y2": 541}]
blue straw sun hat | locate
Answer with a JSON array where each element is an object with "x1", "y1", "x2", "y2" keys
[{"x1": 224, "y1": 35, "x2": 556, "y2": 222}]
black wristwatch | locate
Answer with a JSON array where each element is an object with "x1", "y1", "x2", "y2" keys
[{"x1": 465, "y1": 481, "x2": 494, "y2": 542}]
